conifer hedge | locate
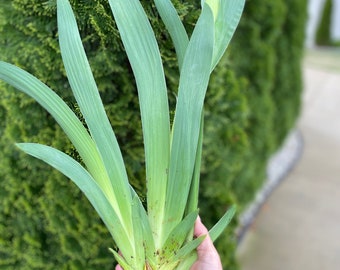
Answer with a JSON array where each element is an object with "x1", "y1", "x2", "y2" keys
[
  {"x1": 0, "y1": 0, "x2": 306, "y2": 269},
  {"x1": 316, "y1": 0, "x2": 332, "y2": 46}
]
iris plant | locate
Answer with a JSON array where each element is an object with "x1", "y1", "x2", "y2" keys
[{"x1": 0, "y1": 0, "x2": 245, "y2": 269}]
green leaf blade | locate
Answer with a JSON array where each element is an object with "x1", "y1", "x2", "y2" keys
[
  {"x1": 211, "y1": 0, "x2": 246, "y2": 70},
  {"x1": 209, "y1": 205, "x2": 236, "y2": 242},
  {"x1": 153, "y1": 0, "x2": 189, "y2": 69},
  {"x1": 0, "y1": 61, "x2": 111, "y2": 198},
  {"x1": 160, "y1": 211, "x2": 198, "y2": 265},
  {"x1": 16, "y1": 143, "x2": 135, "y2": 261},
  {"x1": 57, "y1": 0, "x2": 133, "y2": 236},
  {"x1": 171, "y1": 236, "x2": 205, "y2": 266},
  {"x1": 164, "y1": 3, "x2": 215, "y2": 241},
  {"x1": 107, "y1": 0, "x2": 171, "y2": 248},
  {"x1": 184, "y1": 111, "x2": 204, "y2": 241},
  {"x1": 130, "y1": 195, "x2": 146, "y2": 268}
]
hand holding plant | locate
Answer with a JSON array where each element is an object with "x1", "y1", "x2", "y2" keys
[
  {"x1": 0, "y1": 0, "x2": 245, "y2": 269},
  {"x1": 190, "y1": 217, "x2": 223, "y2": 270}
]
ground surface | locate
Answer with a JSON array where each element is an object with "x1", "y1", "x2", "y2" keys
[{"x1": 236, "y1": 48, "x2": 340, "y2": 270}]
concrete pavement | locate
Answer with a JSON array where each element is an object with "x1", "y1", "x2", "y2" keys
[{"x1": 236, "y1": 48, "x2": 340, "y2": 270}]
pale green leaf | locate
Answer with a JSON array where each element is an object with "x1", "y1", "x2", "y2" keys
[
  {"x1": 185, "y1": 111, "x2": 204, "y2": 216},
  {"x1": 184, "y1": 111, "x2": 204, "y2": 242},
  {"x1": 133, "y1": 195, "x2": 157, "y2": 267},
  {"x1": 175, "y1": 252, "x2": 197, "y2": 270},
  {"x1": 131, "y1": 195, "x2": 146, "y2": 268},
  {"x1": 109, "y1": 248, "x2": 132, "y2": 270},
  {"x1": 205, "y1": 0, "x2": 221, "y2": 20},
  {"x1": 171, "y1": 236, "x2": 205, "y2": 265},
  {"x1": 153, "y1": 0, "x2": 189, "y2": 69},
  {"x1": 209, "y1": 205, "x2": 236, "y2": 242},
  {"x1": 0, "y1": 61, "x2": 110, "y2": 196},
  {"x1": 211, "y1": 0, "x2": 246, "y2": 70},
  {"x1": 160, "y1": 211, "x2": 198, "y2": 263},
  {"x1": 164, "y1": 3, "x2": 215, "y2": 241},
  {"x1": 107, "y1": 0, "x2": 171, "y2": 248},
  {"x1": 16, "y1": 143, "x2": 134, "y2": 259},
  {"x1": 57, "y1": 0, "x2": 133, "y2": 230}
]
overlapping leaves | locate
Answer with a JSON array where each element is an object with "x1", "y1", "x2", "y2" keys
[{"x1": 0, "y1": 0, "x2": 244, "y2": 269}]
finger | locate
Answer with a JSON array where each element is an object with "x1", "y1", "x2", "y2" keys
[
  {"x1": 194, "y1": 216, "x2": 208, "y2": 237},
  {"x1": 195, "y1": 217, "x2": 220, "y2": 255}
]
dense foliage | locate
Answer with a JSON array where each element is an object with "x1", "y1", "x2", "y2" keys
[
  {"x1": 316, "y1": 0, "x2": 332, "y2": 46},
  {"x1": 0, "y1": 0, "x2": 306, "y2": 269}
]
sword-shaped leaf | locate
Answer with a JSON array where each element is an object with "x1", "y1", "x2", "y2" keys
[
  {"x1": 153, "y1": 0, "x2": 189, "y2": 69},
  {"x1": 0, "y1": 62, "x2": 112, "y2": 200},
  {"x1": 107, "y1": 0, "x2": 171, "y2": 248},
  {"x1": 130, "y1": 195, "x2": 147, "y2": 269},
  {"x1": 209, "y1": 205, "x2": 236, "y2": 242},
  {"x1": 170, "y1": 236, "x2": 205, "y2": 267},
  {"x1": 16, "y1": 143, "x2": 135, "y2": 262},
  {"x1": 211, "y1": 0, "x2": 246, "y2": 70},
  {"x1": 184, "y1": 111, "x2": 204, "y2": 241},
  {"x1": 160, "y1": 211, "x2": 198, "y2": 264},
  {"x1": 57, "y1": 0, "x2": 133, "y2": 232},
  {"x1": 164, "y1": 2, "x2": 215, "y2": 241}
]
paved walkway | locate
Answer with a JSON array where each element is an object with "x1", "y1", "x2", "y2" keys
[{"x1": 236, "y1": 48, "x2": 340, "y2": 270}]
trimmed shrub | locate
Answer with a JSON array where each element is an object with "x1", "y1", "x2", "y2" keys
[
  {"x1": 316, "y1": 0, "x2": 332, "y2": 46},
  {"x1": 0, "y1": 0, "x2": 307, "y2": 269},
  {"x1": 227, "y1": 0, "x2": 287, "y2": 207},
  {"x1": 272, "y1": 0, "x2": 307, "y2": 145}
]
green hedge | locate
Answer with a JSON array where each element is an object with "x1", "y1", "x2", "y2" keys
[
  {"x1": 316, "y1": 0, "x2": 332, "y2": 46},
  {"x1": 0, "y1": 0, "x2": 306, "y2": 269}
]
